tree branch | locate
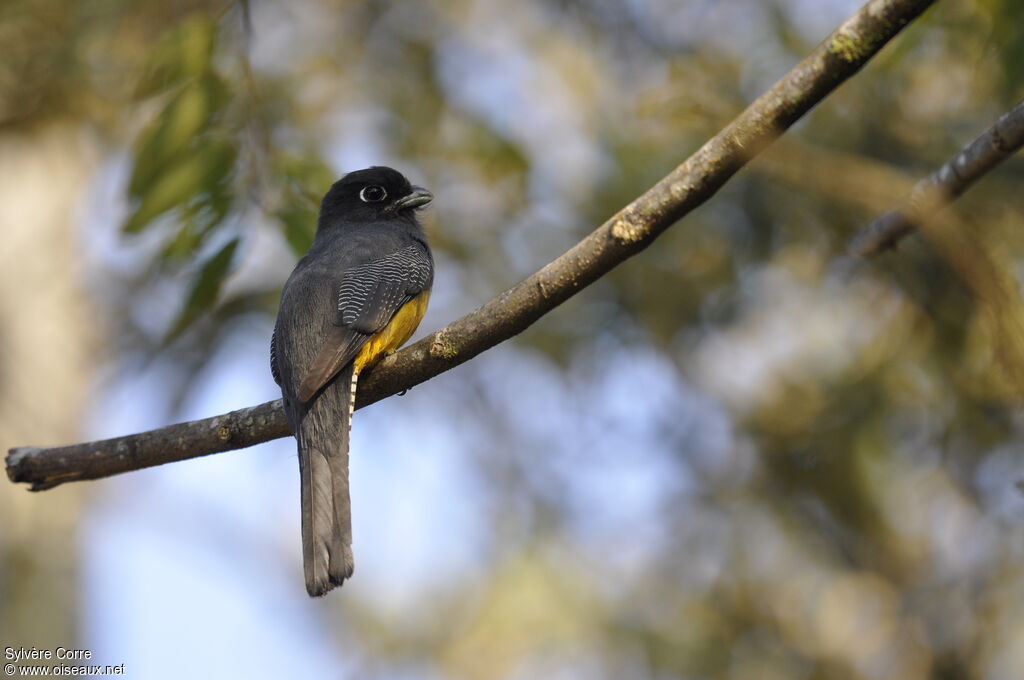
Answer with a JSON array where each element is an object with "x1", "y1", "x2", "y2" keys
[
  {"x1": 6, "y1": 0, "x2": 937, "y2": 491},
  {"x1": 848, "y1": 98, "x2": 1024, "y2": 256}
]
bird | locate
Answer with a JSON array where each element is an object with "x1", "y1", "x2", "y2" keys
[{"x1": 271, "y1": 166, "x2": 434, "y2": 597}]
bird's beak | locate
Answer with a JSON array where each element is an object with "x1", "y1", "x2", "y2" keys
[{"x1": 391, "y1": 186, "x2": 433, "y2": 211}]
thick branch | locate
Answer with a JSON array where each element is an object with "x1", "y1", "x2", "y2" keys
[
  {"x1": 7, "y1": 0, "x2": 937, "y2": 491},
  {"x1": 849, "y1": 98, "x2": 1024, "y2": 256}
]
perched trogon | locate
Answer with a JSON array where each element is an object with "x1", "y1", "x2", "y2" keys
[{"x1": 271, "y1": 167, "x2": 434, "y2": 597}]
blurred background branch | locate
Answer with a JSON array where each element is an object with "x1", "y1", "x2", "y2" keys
[
  {"x1": 7, "y1": 0, "x2": 937, "y2": 492},
  {"x1": 849, "y1": 98, "x2": 1024, "y2": 256}
]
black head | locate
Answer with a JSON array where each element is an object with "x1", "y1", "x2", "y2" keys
[{"x1": 318, "y1": 166, "x2": 432, "y2": 227}]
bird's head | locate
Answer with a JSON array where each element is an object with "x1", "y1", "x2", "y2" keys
[{"x1": 317, "y1": 166, "x2": 433, "y2": 227}]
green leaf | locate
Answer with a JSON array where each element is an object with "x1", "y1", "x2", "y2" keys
[
  {"x1": 134, "y1": 14, "x2": 218, "y2": 100},
  {"x1": 123, "y1": 136, "x2": 236, "y2": 234},
  {"x1": 275, "y1": 203, "x2": 317, "y2": 256},
  {"x1": 277, "y1": 153, "x2": 336, "y2": 204},
  {"x1": 168, "y1": 237, "x2": 240, "y2": 338},
  {"x1": 271, "y1": 152, "x2": 335, "y2": 255},
  {"x1": 129, "y1": 72, "x2": 230, "y2": 198},
  {"x1": 161, "y1": 190, "x2": 234, "y2": 261}
]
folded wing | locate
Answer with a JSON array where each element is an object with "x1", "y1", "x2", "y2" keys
[{"x1": 297, "y1": 244, "x2": 432, "y2": 402}]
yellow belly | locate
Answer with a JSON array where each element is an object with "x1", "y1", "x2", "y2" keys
[{"x1": 353, "y1": 291, "x2": 430, "y2": 374}]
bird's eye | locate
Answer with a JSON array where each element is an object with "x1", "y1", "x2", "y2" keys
[{"x1": 359, "y1": 185, "x2": 387, "y2": 203}]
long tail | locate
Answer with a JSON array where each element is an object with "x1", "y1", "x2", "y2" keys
[{"x1": 297, "y1": 365, "x2": 357, "y2": 597}]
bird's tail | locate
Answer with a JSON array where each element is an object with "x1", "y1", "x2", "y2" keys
[{"x1": 297, "y1": 364, "x2": 357, "y2": 597}]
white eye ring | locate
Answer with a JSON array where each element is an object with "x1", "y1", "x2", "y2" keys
[{"x1": 360, "y1": 185, "x2": 387, "y2": 203}]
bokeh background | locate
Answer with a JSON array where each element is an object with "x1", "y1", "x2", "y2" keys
[{"x1": 2, "y1": 0, "x2": 1024, "y2": 678}]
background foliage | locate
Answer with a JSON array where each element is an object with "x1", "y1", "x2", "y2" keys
[{"x1": 2, "y1": 0, "x2": 1024, "y2": 678}]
